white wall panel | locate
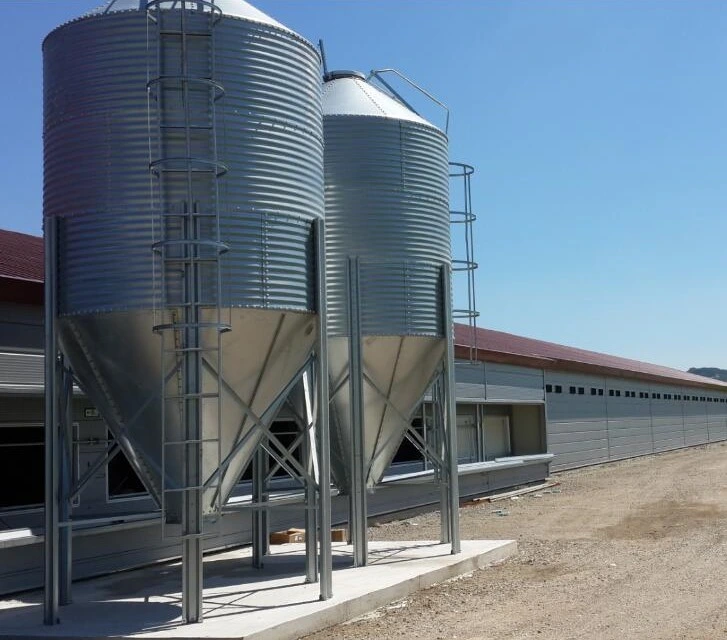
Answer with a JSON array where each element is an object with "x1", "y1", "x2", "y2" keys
[{"x1": 545, "y1": 372, "x2": 727, "y2": 470}]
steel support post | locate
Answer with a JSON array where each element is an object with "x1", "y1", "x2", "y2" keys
[
  {"x1": 182, "y1": 206, "x2": 204, "y2": 622},
  {"x1": 303, "y1": 370, "x2": 318, "y2": 584},
  {"x1": 442, "y1": 264, "x2": 461, "y2": 554},
  {"x1": 59, "y1": 362, "x2": 74, "y2": 605},
  {"x1": 434, "y1": 379, "x2": 450, "y2": 544},
  {"x1": 44, "y1": 216, "x2": 60, "y2": 625},
  {"x1": 347, "y1": 257, "x2": 367, "y2": 567},
  {"x1": 252, "y1": 445, "x2": 269, "y2": 569},
  {"x1": 181, "y1": 335, "x2": 204, "y2": 624},
  {"x1": 315, "y1": 218, "x2": 333, "y2": 600}
]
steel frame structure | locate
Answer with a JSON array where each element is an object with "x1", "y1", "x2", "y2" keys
[
  {"x1": 43, "y1": 220, "x2": 333, "y2": 627},
  {"x1": 345, "y1": 260, "x2": 461, "y2": 567}
]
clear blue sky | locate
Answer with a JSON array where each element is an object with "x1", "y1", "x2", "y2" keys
[{"x1": 2, "y1": 1, "x2": 726, "y2": 371}]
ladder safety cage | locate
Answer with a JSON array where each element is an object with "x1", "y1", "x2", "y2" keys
[
  {"x1": 146, "y1": 0, "x2": 229, "y2": 543},
  {"x1": 449, "y1": 162, "x2": 479, "y2": 362}
]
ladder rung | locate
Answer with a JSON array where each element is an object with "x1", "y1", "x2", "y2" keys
[
  {"x1": 163, "y1": 393, "x2": 220, "y2": 400},
  {"x1": 163, "y1": 438, "x2": 221, "y2": 445},
  {"x1": 161, "y1": 531, "x2": 220, "y2": 542},
  {"x1": 162, "y1": 347, "x2": 221, "y2": 354},
  {"x1": 155, "y1": 322, "x2": 228, "y2": 329},
  {"x1": 162, "y1": 212, "x2": 219, "y2": 218},
  {"x1": 163, "y1": 485, "x2": 218, "y2": 493},
  {"x1": 154, "y1": 167, "x2": 221, "y2": 174},
  {"x1": 162, "y1": 301, "x2": 223, "y2": 308},
  {"x1": 159, "y1": 30, "x2": 213, "y2": 37},
  {"x1": 160, "y1": 124, "x2": 214, "y2": 130},
  {"x1": 163, "y1": 257, "x2": 223, "y2": 263}
]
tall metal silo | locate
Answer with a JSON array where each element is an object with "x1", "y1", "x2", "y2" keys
[
  {"x1": 322, "y1": 70, "x2": 460, "y2": 564},
  {"x1": 43, "y1": 0, "x2": 331, "y2": 623}
]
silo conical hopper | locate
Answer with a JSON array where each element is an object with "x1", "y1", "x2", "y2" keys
[
  {"x1": 322, "y1": 71, "x2": 450, "y2": 491},
  {"x1": 44, "y1": 0, "x2": 323, "y2": 522}
]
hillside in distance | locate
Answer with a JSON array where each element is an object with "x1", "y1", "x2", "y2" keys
[{"x1": 688, "y1": 367, "x2": 727, "y2": 382}]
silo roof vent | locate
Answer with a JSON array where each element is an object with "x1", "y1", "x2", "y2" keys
[{"x1": 87, "y1": 0, "x2": 287, "y2": 30}]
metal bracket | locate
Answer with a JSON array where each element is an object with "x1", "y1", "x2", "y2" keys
[{"x1": 368, "y1": 68, "x2": 450, "y2": 135}]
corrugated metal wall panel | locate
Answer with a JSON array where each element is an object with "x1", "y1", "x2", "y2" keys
[
  {"x1": 707, "y1": 401, "x2": 727, "y2": 442},
  {"x1": 544, "y1": 372, "x2": 727, "y2": 471},
  {"x1": 455, "y1": 361, "x2": 486, "y2": 400},
  {"x1": 0, "y1": 303, "x2": 43, "y2": 351},
  {"x1": 486, "y1": 363, "x2": 544, "y2": 402},
  {"x1": 0, "y1": 352, "x2": 44, "y2": 393}
]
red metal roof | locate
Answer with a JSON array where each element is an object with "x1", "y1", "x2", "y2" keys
[
  {"x1": 0, "y1": 228, "x2": 722, "y2": 390},
  {"x1": 0, "y1": 229, "x2": 43, "y2": 283},
  {"x1": 454, "y1": 324, "x2": 727, "y2": 390}
]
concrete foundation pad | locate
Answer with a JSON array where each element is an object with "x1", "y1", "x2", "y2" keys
[{"x1": 0, "y1": 539, "x2": 516, "y2": 640}]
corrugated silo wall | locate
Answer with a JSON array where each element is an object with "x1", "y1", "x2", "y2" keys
[{"x1": 545, "y1": 371, "x2": 727, "y2": 470}]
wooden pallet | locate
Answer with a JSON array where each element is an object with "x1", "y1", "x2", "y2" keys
[{"x1": 269, "y1": 528, "x2": 348, "y2": 544}]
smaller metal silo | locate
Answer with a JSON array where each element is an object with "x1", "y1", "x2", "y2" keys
[{"x1": 322, "y1": 70, "x2": 460, "y2": 564}]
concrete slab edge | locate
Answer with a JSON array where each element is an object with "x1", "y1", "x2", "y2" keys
[
  {"x1": 1, "y1": 542, "x2": 517, "y2": 640},
  {"x1": 246, "y1": 540, "x2": 517, "y2": 640}
]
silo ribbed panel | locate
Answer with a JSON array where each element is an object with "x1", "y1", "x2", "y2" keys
[
  {"x1": 43, "y1": 10, "x2": 322, "y2": 316},
  {"x1": 324, "y1": 116, "x2": 450, "y2": 337}
]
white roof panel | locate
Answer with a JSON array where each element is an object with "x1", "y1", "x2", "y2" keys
[
  {"x1": 87, "y1": 0, "x2": 287, "y2": 31},
  {"x1": 322, "y1": 72, "x2": 433, "y2": 127}
]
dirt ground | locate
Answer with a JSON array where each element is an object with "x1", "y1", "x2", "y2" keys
[{"x1": 305, "y1": 442, "x2": 727, "y2": 640}]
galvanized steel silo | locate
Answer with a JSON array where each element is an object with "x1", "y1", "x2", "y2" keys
[
  {"x1": 43, "y1": 0, "x2": 323, "y2": 520},
  {"x1": 322, "y1": 71, "x2": 450, "y2": 490}
]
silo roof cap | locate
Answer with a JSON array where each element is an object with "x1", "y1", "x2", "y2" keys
[
  {"x1": 322, "y1": 72, "x2": 434, "y2": 128},
  {"x1": 87, "y1": 0, "x2": 288, "y2": 31}
]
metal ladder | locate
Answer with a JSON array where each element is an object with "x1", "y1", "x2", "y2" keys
[{"x1": 147, "y1": 0, "x2": 229, "y2": 543}]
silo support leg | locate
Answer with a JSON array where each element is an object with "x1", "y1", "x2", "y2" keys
[
  {"x1": 442, "y1": 264, "x2": 461, "y2": 554},
  {"x1": 252, "y1": 447, "x2": 269, "y2": 570},
  {"x1": 303, "y1": 370, "x2": 318, "y2": 584},
  {"x1": 182, "y1": 538, "x2": 203, "y2": 623},
  {"x1": 44, "y1": 217, "x2": 60, "y2": 626},
  {"x1": 315, "y1": 218, "x2": 332, "y2": 600},
  {"x1": 348, "y1": 257, "x2": 367, "y2": 567},
  {"x1": 59, "y1": 362, "x2": 74, "y2": 605},
  {"x1": 435, "y1": 377, "x2": 451, "y2": 545},
  {"x1": 317, "y1": 352, "x2": 333, "y2": 598},
  {"x1": 304, "y1": 452, "x2": 318, "y2": 584}
]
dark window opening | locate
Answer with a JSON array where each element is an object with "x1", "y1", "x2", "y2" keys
[
  {"x1": 108, "y1": 439, "x2": 147, "y2": 499},
  {"x1": 609, "y1": 389, "x2": 614, "y2": 397},
  {"x1": 0, "y1": 424, "x2": 44, "y2": 509},
  {"x1": 590, "y1": 388, "x2": 597, "y2": 396},
  {"x1": 598, "y1": 389, "x2": 604, "y2": 396},
  {"x1": 578, "y1": 387, "x2": 585, "y2": 395},
  {"x1": 569, "y1": 386, "x2": 576, "y2": 394},
  {"x1": 616, "y1": 390, "x2": 621, "y2": 397},
  {"x1": 392, "y1": 418, "x2": 425, "y2": 464},
  {"x1": 546, "y1": 384, "x2": 553, "y2": 393},
  {"x1": 555, "y1": 385, "x2": 562, "y2": 393}
]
